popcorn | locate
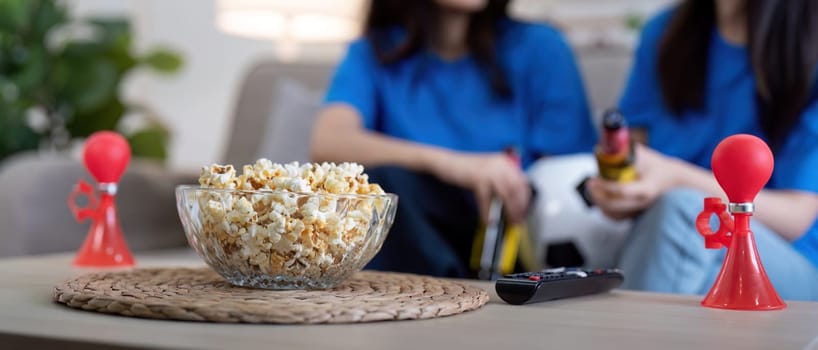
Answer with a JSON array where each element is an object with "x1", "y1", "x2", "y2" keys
[{"x1": 194, "y1": 160, "x2": 387, "y2": 281}]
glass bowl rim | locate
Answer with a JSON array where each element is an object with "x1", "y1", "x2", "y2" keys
[{"x1": 175, "y1": 184, "x2": 398, "y2": 200}]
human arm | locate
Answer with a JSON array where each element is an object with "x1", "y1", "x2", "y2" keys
[
  {"x1": 311, "y1": 105, "x2": 529, "y2": 223},
  {"x1": 311, "y1": 40, "x2": 529, "y2": 223},
  {"x1": 587, "y1": 143, "x2": 818, "y2": 241},
  {"x1": 310, "y1": 40, "x2": 446, "y2": 171},
  {"x1": 310, "y1": 104, "x2": 444, "y2": 172}
]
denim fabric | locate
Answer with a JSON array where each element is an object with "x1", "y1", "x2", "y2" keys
[
  {"x1": 365, "y1": 166, "x2": 479, "y2": 278},
  {"x1": 618, "y1": 189, "x2": 818, "y2": 301}
]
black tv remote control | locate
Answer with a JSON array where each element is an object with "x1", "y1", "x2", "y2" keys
[{"x1": 495, "y1": 267, "x2": 624, "y2": 305}]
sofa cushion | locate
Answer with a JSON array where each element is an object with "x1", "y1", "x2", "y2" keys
[
  {"x1": 255, "y1": 78, "x2": 324, "y2": 164},
  {"x1": 223, "y1": 63, "x2": 332, "y2": 166}
]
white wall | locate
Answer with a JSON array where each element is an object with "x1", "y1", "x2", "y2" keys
[
  {"x1": 512, "y1": 0, "x2": 676, "y2": 50},
  {"x1": 67, "y1": 0, "x2": 670, "y2": 173}
]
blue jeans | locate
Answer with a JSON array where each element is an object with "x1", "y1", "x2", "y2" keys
[
  {"x1": 364, "y1": 166, "x2": 479, "y2": 278},
  {"x1": 618, "y1": 189, "x2": 818, "y2": 301}
]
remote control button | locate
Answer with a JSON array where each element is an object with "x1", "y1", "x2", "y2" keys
[
  {"x1": 504, "y1": 272, "x2": 531, "y2": 278},
  {"x1": 542, "y1": 267, "x2": 565, "y2": 274},
  {"x1": 566, "y1": 270, "x2": 588, "y2": 278},
  {"x1": 542, "y1": 273, "x2": 565, "y2": 279},
  {"x1": 528, "y1": 275, "x2": 541, "y2": 281}
]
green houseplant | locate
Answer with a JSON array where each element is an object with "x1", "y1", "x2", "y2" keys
[{"x1": 0, "y1": 0, "x2": 182, "y2": 162}]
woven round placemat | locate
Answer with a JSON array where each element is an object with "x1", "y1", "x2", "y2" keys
[{"x1": 53, "y1": 268, "x2": 489, "y2": 324}]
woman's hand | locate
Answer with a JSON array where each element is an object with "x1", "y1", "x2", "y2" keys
[
  {"x1": 430, "y1": 151, "x2": 531, "y2": 224},
  {"x1": 587, "y1": 144, "x2": 681, "y2": 220}
]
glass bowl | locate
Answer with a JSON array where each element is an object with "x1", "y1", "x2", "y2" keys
[{"x1": 175, "y1": 185, "x2": 397, "y2": 290}]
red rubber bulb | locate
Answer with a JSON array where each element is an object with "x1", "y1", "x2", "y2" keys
[
  {"x1": 83, "y1": 131, "x2": 131, "y2": 184},
  {"x1": 711, "y1": 134, "x2": 773, "y2": 203}
]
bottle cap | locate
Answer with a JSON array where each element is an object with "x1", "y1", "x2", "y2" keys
[{"x1": 601, "y1": 108, "x2": 626, "y2": 130}]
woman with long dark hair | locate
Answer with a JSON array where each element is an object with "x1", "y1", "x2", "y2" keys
[
  {"x1": 311, "y1": 0, "x2": 596, "y2": 277},
  {"x1": 588, "y1": 0, "x2": 818, "y2": 300}
]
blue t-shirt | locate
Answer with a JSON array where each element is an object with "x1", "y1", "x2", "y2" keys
[
  {"x1": 324, "y1": 20, "x2": 596, "y2": 168},
  {"x1": 620, "y1": 9, "x2": 818, "y2": 267}
]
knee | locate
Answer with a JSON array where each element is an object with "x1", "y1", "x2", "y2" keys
[
  {"x1": 366, "y1": 166, "x2": 447, "y2": 209},
  {"x1": 659, "y1": 188, "x2": 704, "y2": 205},
  {"x1": 646, "y1": 188, "x2": 704, "y2": 221},
  {"x1": 366, "y1": 166, "x2": 421, "y2": 197},
  {"x1": 634, "y1": 188, "x2": 706, "y2": 241},
  {"x1": 365, "y1": 165, "x2": 412, "y2": 182},
  {"x1": 367, "y1": 166, "x2": 424, "y2": 190}
]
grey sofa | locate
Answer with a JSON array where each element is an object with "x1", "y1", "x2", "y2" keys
[
  {"x1": 224, "y1": 46, "x2": 631, "y2": 163},
  {"x1": 0, "y1": 45, "x2": 630, "y2": 258}
]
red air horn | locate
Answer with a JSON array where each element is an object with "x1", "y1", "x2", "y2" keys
[
  {"x1": 67, "y1": 131, "x2": 135, "y2": 267},
  {"x1": 695, "y1": 134, "x2": 785, "y2": 310}
]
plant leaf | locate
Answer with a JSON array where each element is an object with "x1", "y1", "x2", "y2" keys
[
  {"x1": 61, "y1": 41, "x2": 106, "y2": 59},
  {"x1": 66, "y1": 99, "x2": 125, "y2": 138},
  {"x1": 625, "y1": 13, "x2": 645, "y2": 31},
  {"x1": 0, "y1": 0, "x2": 30, "y2": 32},
  {"x1": 9, "y1": 45, "x2": 48, "y2": 92},
  {"x1": 141, "y1": 49, "x2": 182, "y2": 73},
  {"x1": 87, "y1": 18, "x2": 131, "y2": 50},
  {"x1": 0, "y1": 100, "x2": 39, "y2": 160},
  {"x1": 30, "y1": 0, "x2": 66, "y2": 39},
  {"x1": 53, "y1": 55, "x2": 118, "y2": 113},
  {"x1": 127, "y1": 126, "x2": 168, "y2": 161}
]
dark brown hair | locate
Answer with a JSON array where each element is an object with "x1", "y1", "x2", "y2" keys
[
  {"x1": 364, "y1": 0, "x2": 511, "y2": 97},
  {"x1": 658, "y1": 0, "x2": 818, "y2": 149}
]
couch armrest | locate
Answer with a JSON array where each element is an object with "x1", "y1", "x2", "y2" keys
[{"x1": 0, "y1": 152, "x2": 191, "y2": 258}]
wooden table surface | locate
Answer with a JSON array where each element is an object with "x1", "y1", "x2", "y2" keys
[{"x1": 1, "y1": 249, "x2": 817, "y2": 350}]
